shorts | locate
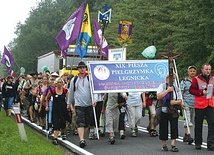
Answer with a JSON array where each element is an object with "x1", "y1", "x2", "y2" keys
[
  {"x1": 147, "y1": 100, "x2": 156, "y2": 115},
  {"x1": 39, "y1": 105, "x2": 46, "y2": 119},
  {"x1": 28, "y1": 95, "x2": 36, "y2": 107},
  {"x1": 75, "y1": 106, "x2": 93, "y2": 128},
  {"x1": 3, "y1": 97, "x2": 14, "y2": 110}
]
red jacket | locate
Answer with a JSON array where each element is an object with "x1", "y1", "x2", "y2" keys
[{"x1": 189, "y1": 74, "x2": 214, "y2": 109}]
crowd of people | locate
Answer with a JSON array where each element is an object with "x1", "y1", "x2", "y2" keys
[{"x1": 0, "y1": 62, "x2": 214, "y2": 152}]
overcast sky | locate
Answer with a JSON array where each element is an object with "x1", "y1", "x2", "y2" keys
[{"x1": 0, "y1": 0, "x2": 39, "y2": 53}]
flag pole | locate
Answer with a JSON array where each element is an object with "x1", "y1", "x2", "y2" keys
[
  {"x1": 99, "y1": 28, "x2": 104, "y2": 60},
  {"x1": 98, "y1": 4, "x2": 111, "y2": 60}
]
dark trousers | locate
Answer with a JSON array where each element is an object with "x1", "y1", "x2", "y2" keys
[
  {"x1": 159, "y1": 112, "x2": 178, "y2": 140},
  {"x1": 118, "y1": 106, "x2": 126, "y2": 131},
  {"x1": 91, "y1": 101, "x2": 103, "y2": 127},
  {"x1": 195, "y1": 106, "x2": 214, "y2": 146}
]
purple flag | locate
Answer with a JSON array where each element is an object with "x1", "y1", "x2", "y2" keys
[
  {"x1": 55, "y1": 4, "x2": 84, "y2": 58},
  {"x1": 163, "y1": 92, "x2": 170, "y2": 103},
  {"x1": 1, "y1": 46, "x2": 14, "y2": 74},
  {"x1": 93, "y1": 19, "x2": 109, "y2": 59}
]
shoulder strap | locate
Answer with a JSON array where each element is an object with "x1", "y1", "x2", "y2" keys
[
  {"x1": 51, "y1": 88, "x2": 56, "y2": 94},
  {"x1": 73, "y1": 76, "x2": 78, "y2": 91},
  {"x1": 73, "y1": 75, "x2": 89, "y2": 91},
  {"x1": 183, "y1": 78, "x2": 187, "y2": 85},
  {"x1": 173, "y1": 86, "x2": 178, "y2": 100},
  {"x1": 63, "y1": 88, "x2": 67, "y2": 93}
]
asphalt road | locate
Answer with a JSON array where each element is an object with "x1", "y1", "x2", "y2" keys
[{"x1": 19, "y1": 111, "x2": 213, "y2": 155}]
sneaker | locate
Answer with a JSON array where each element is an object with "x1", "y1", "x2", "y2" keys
[
  {"x1": 131, "y1": 130, "x2": 137, "y2": 137},
  {"x1": 89, "y1": 132, "x2": 95, "y2": 140},
  {"x1": 195, "y1": 145, "x2": 201, "y2": 150},
  {"x1": 79, "y1": 140, "x2": 86, "y2": 148},
  {"x1": 162, "y1": 145, "x2": 168, "y2": 151},
  {"x1": 62, "y1": 134, "x2": 67, "y2": 140},
  {"x1": 52, "y1": 139, "x2": 58, "y2": 145},
  {"x1": 134, "y1": 127, "x2": 138, "y2": 133},
  {"x1": 94, "y1": 133, "x2": 98, "y2": 139},
  {"x1": 120, "y1": 132, "x2": 126, "y2": 139},
  {"x1": 48, "y1": 128, "x2": 53, "y2": 135},
  {"x1": 109, "y1": 136, "x2": 115, "y2": 144}
]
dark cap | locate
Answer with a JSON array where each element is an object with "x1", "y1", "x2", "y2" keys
[
  {"x1": 77, "y1": 61, "x2": 87, "y2": 68},
  {"x1": 188, "y1": 66, "x2": 196, "y2": 71}
]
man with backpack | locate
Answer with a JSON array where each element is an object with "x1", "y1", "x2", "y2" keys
[{"x1": 67, "y1": 61, "x2": 95, "y2": 148}]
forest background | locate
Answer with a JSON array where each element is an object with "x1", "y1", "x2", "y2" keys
[{"x1": 0, "y1": 0, "x2": 214, "y2": 79}]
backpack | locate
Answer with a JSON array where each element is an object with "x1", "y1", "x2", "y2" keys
[
  {"x1": 73, "y1": 75, "x2": 89, "y2": 91},
  {"x1": 105, "y1": 93, "x2": 126, "y2": 104},
  {"x1": 24, "y1": 80, "x2": 32, "y2": 97},
  {"x1": 118, "y1": 93, "x2": 126, "y2": 104}
]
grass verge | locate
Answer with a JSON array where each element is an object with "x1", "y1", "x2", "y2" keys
[{"x1": 0, "y1": 110, "x2": 66, "y2": 155}]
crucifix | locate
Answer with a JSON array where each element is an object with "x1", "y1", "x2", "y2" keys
[{"x1": 159, "y1": 41, "x2": 181, "y2": 112}]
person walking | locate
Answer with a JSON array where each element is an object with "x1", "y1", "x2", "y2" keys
[
  {"x1": 157, "y1": 74, "x2": 184, "y2": 152},
  {"x1": 37, "y1": 75, "x2": 48, "y2": 129},
  {"x1": 89, "y1": 93, "x2": 104, "y2": 139},
  {"x1": 46, "y1": 77, "x2": 71, "y2": 145},
  {"x1": 103, "y1": 93, "x2": 122, "y2": 144},
  {"x1": 180, "y1": 66, "x2": 197, "y2": 143},
  {"x1": 67, "y1": 61, "x2": 94, "y2": 148},
  {"x1": 125, "y1": 92, "x2": 145, "y2": 137},
  {"x1": 189, "y1": 63, "x2": 214, "y2": 151},
  {"x1": 2, "y1": 75, "x2": 16, "y2": 116},
  {"x1": 145, "y1": 91, "x2": 158, "y2": 137},
  {"x1": 24, "y1": 72, "x2": 39, "y2": 123},
  {"x1": 43, "y1": 77, "x2": 55, "y2": 135}
]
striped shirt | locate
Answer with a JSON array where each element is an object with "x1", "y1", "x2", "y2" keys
[{"x1": 180, "y1": 78, "x2": 195, "y2": 108}]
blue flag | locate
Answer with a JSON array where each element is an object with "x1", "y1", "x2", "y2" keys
[{"x1": 75, "y1": 4, "x2": 92, "y2": 59}]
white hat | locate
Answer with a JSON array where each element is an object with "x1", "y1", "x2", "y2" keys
[{"x1": 51, "y1": 72, "x2": 59, "y2": 77}]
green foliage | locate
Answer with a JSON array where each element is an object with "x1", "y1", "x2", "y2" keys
[
  {"x1": 4, "y1": 0, "x2": 214, "y2": 78},
  {"x1": 0, "y1": 112, "x2": 66, "y2": 155}
]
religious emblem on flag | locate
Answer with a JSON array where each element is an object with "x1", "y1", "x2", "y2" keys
[
  {"x1": 55, "y1": 4, "x2": 84, "y2": 58},
  {"x1": 1, "y1": 46, "x2": 14, "y2": 74},
  {"x1": 98, "y1": 9, "x2": 112, "y2": 23},
  {"x1": 75, "y1": 4, "x2": 92, "y2": 59},
  {"x1": 117, "y1": 20, "x2": 133, "y2": 45}
]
